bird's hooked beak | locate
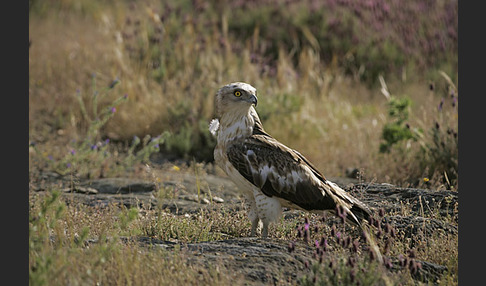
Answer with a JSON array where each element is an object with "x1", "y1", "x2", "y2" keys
[{"x1": 248, "y1": 94, "x2": 258, "y2": 107}]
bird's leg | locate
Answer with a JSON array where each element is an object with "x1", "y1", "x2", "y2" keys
[
  {"x1": 261, "y1": 221, "x2": 269, "y2": 239},
  {"x1": 250, "y1": 217, "x2": 260, "y2": 237},
  {"x1": 245, "y1": 196, "x2": 259, "y2": 237}
]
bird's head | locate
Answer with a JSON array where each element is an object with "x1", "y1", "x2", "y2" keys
[{"x1": 215, "y1": 82, "x2": 258, "y2": 118}]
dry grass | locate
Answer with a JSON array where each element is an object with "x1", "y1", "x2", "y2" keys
[
  {"x1": 29, "y1": 188, "x2": 457, "y2": 285},
  {"x1": 29, "y1": 191, "x2": 244, "y2": 285},
  {"x1": 29, "y1": 1, "x2": 456, "y2": 187}
]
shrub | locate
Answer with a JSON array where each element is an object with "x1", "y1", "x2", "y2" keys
[
  {"x1": 378, "y1": 73, "x2": 457, "y2": 188},
  {"x1": 379, "y1": 96, "x2": 418, "y2": 153}
]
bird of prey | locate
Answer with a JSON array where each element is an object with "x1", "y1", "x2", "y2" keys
[{"x1": 211, "y1": 82, "x2": 372, "y2": 238}]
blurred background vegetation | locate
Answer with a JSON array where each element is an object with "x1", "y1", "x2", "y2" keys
[{"x1": 29, "y1": 0, "x2": 458, "y2": 189}]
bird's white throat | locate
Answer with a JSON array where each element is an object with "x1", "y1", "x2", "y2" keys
[{"x1": 217, "y1": 107, "x2": 256, "y2": 144}]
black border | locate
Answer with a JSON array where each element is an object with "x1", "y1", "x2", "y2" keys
[{"x1": 457, "y1": 0, "x2": 482, "y2": 284}]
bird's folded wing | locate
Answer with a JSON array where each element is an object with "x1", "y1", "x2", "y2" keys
[{"x1": 226, "y1": 135, "x2": 343, "y2": 211}]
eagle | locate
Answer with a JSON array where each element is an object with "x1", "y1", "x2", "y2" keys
[{"x1": 212, "y1": 82, "x2": 372, "y2": 238}]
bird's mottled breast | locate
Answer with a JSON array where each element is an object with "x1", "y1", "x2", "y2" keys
[{"x1": 214, "y1": 111, "x2": 255, "y2": 183}]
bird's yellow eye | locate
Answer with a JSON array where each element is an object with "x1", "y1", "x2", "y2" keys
[{"x1": 234, "y1": 91, "x2": 242, "y2": 97}]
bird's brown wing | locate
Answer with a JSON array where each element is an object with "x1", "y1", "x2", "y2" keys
[{"x1": 226, "y1": 134, "x2": 361, "y2": 215}]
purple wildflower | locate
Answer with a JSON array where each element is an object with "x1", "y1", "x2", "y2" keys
[
  {"x1": 345, "y1": 236, "x2": 352, "y2": 248},
  {"x1": 296, "y1": 226, "x2": 302, "y2": 238},
  {"x1": 409, "y1": 259, "x2": 418, "y2": 274},
  {"x1": 398, "y1": 254, "x2": 406, "y2": 267},
  {"x1": 352, "y1": 239, "x2": 359, "y2": 253},
  {"x1": 336, "y1": 205, "x2": 347, "y2": 223},
  {"x1": 111, "y1": 107, "x2": 116, "y2": 113},
  {"x1": 303, "y1": 228, "x2": 310, "y2": 244},
  {"x1": 369, "y1": 248, "x2": 376, "y2": 261},
  {"x1": 108, "y1": 78, "x2": 120, "y2": 89},
  {"x1": 349, "y1": 268, "x2": 356, "y2": 283},
  {"x1": 378, "y1": 208, "x2": 385, "y2": 217},
  {"x1": 384, "y1": 257, "x2": 393, "y2": 269},
  {"x1": 438, "y1": 97, "x2": 444, "y2": 111},
  {"x1": 347, "y1": 256, "x2": 356, "y2": 268},
  {"x1": 376, "y1": 228, "x2": 382, "y2": 238},
  {"x1": 321, "y1": 237, "x2": 328, "y2": 252},
  {"x1": 288, "y1": 241, "x2": 295, "y2": 253},
  {"x1": 321, "y1": 212, "x2": 327, "y2": 222},
  {"x1": 336, "y1": 205, "x2": 342, "y2": 217},
  {"x1": 408, "y1": 249, "x2": 416, "y2": 258}
]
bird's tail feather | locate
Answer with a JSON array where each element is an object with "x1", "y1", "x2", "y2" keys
[
  {"x1": 326, "y1": 181, "x2": 373, "y2": 227},
  {"x1": 348, "y1": 200, "x2": 373, "y2": 226}
]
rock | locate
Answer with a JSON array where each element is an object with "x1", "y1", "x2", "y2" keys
[
  {"x1": 383, "y1": 215, "x2": 457, "y2": 238},
  {"x1": 414, "y1": 260, "x2": 448, "y2": 283},
  {"x1": 345, "y1": 183, "x2": 458, "y2": 218},
  {"x1": 212, "y1": 196, "x2": 225, "y2": 203},
  {"x1": 345, "y1": 167, "x2": 360, "y2": 179},
  {"x1": 34, "y1": 170, "x2": 456, "y2": 284},
  {"x1": 61, "y1": 186, "x2": 98, "y2": 194},
  {"x1": 134, "y1": 237, "x2": 313, "y2": 285},
  {"x1": 389, "y1": 256, "x2": 448, "y2": 284},
  {"x1": 81, "y1": 178, "x2": 157, "y2": 194},
  {"x1": 124, "y1": 235, "x2": 449, "y2": 285}
]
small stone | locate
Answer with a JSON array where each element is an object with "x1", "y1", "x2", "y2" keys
[
  {"x1": 212, "y1": 196, "x2": 224, "y2": 203},
  {"x1": 62, "y1": 187, "x2": 98, "y2": 194}
]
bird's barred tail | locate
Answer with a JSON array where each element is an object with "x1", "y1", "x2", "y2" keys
[
  {"x1": 327, "y1": 181, "x2": 373, "y2": 227},
  {"x1": 348, "y1": 199, "x2": 373, "y2": 226}
]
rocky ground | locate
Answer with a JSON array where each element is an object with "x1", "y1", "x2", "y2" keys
[{"x1": 31, "y1": 167, "x2": 457, "y2": 285}]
